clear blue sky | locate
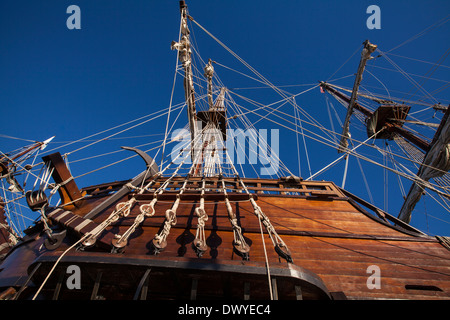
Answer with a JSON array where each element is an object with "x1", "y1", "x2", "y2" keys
[{"x1": 1, "y1": 1, "x2": 449, "y2": 235}]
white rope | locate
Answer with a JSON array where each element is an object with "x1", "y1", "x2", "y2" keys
[
  {"x1": 257, "y1": 210, "x2": 273, "y2": 300},
  {"x1": 239, "y1": 100, "x2": 449, "y2": 196},
  {"x1": 365, "y1": 68, "x2": 391, "y2": 99},
  {"x1": 237, "y1": 95, "x2": 448, "y2": 195},
  {"x1": 0, "y1": 134, "x2": 35, "y2": 143},
  {"x1": 32, "y1": 235, "x2": 89, "y2": 300},
  {"x1": 42, "y1": 103, "x2": 184, "y2": 156},
  {"x1": 384, "y1": 14, "x2": 450, "y2": 54},
  {"x1": 227, "y1": 96, "x2": 293, "y2": 178},
  {"x1": 234, "y1": 89, "x2": 449, "y2": 181},
  {"x1": 323, "y1": 91, "x2": 376, "y2": 199},
  {"x1": 308, "y1": 131, "x2": 379, "y2": 180},
  {"x1": 210, "y1": 120, "x2": 276, "y2": 297},
  {"x1": 378, "y1": 49, "x2": 439, "y2": 104},
  {"x1": 387, "y1": 143, "x2": 407, "y2": 199},
  {"x1": 293, "y1": 98, "x2": 312, "y2": 178},
  {"x1": 0, "y1": 151, "x2": 50, "y2": 188},
  {"x1": 341, "y1": 155, "x2": 350, "y2": 188},
  {"x1": 354, "y1": 149, "x2": 374, "y2": 204},
  {"x1": 326, "y1": 44, "x2": 363, "y2": 82},
  {"x1": 161, "y1": 13, "x2": 183, "y2": 167},
  {"x1": 384, "y1": 52, "x2": 450, "y2": 70},
  {"x1": 294, "y1": 103, "x2": 302, "y2": 176},
  {"x1": 66, "y1": 105, "x2": 185, "y2": 157}
]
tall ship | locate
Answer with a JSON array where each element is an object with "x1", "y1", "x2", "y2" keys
[{"x1": 0, "y1": 2, "x2": 449, "y2": 300}]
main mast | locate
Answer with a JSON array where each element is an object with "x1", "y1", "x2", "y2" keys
[
  {"x1": 171, "y1": 1, "x2": 199, "y2": 159},
  {"x1": 172, "y1": 2, "x2": 228, "y2": 176}
]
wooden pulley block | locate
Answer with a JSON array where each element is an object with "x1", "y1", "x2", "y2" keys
[
  {"x1": 81, "y1": 237, "x2": 97, "y2": 249},
  {"x1": 192, "y1": 239, "x2": 207, "y2": 257},
  {"x1": 233, "y1": 241, "x2": 250, "y2": 261},
  {"x1": 275, "y1": 243, "x2": 293, "y2": 263},
  {"x1": 111, "y1": 236, "x2": 127, "y2": 252},
  {"x1": 151, "y1": 238, "x2": 167, "y2": 254},
  {"x1": 26, "y1": 190, "x2": 48, "y2": 212}
]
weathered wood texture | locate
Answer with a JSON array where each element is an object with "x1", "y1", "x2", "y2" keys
[
  {"x1": 65, "y1": 177, "x2": 450, "y2": 300},
  {"x1": 2, "y1": 178, "x2": 449, "y2": 300}
]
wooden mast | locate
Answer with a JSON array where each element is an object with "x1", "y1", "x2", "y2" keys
[
  {"x1": 398, "y1": 106, "x2": 450, "y2": 223},
  {"x1": 171, "y1": 0, "x2": 199, "y2": 160},
  {"x1": 337, "y1": 40, "x2": 377, "y2": 153}
]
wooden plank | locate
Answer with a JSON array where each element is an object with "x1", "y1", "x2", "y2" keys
[
  {"x1": 59, "y1": 176, "x2": 450, "y2": 301},
  {"x1": 42, "y1": 152, "x2": 83, "y2": 208},
  {"x1": 319, "y1": 274, "x2": 450, "y2": 299}
]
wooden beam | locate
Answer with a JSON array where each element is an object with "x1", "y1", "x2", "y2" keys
[
  {"x1": 42, "y1": 152, "x2": 83, "y2": 208},
  {"x1": 398, "y1": 106, "x2": 450, "y2": 223},
  {"x1": 320, "y1": 82, "x2": 431, "y2": 152}
]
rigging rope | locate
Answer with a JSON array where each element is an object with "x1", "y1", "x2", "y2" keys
[
  {"x1": 385, "y1": 52, "x2": 450, "y2": 70},
  {"x1": 234, "y1": 99, "x2": 449, "y2": 196},
  {"x1": 384, "y1": 14, "x2": 450, "y2": 54},
  {"x1": 32, "y1": 235, "x2": 89, "y2": 300},
  {"x1": 257, "y1": 209, "x2": 273, "y2": 300},
  {"x1": 161, "y1": 14, "x2": 184, "y2": 167},
  {"x1": 378, "y1": 49, "x2": 439, "y2": 105}
]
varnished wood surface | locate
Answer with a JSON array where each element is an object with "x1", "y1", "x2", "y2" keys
[
  {"x1": 66, "y1": 180, "x2": 450, "y2": 300},
  {"x1": 1, "y1": 178, "x2": 449, "y2": 300}
]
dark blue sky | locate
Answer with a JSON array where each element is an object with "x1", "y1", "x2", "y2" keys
[{"x1": 1, "y1": 1, "x2": 449, "y2": 235}]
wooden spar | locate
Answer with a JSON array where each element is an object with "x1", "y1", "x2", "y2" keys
[
  {"x1": 42, "y1": 152, "x2": 84, "y2": 209},
  {"x1": 0, "y1": 137, "x2": 54, "y2": 176},
  {"x1": 84, "y1": 147, "x2": 159, "y2": 220},
  {"x1": 337, "y1": 40, "x2": 377, "y2": 153},
  {"x1": 205, "y1": 59, "x2": 214, "y2": 109},
  {"x1": 398, "y1": 106, "x2": 450, "y2": 223},
  {"x1": 319, "y1": 82, "x2": 431, "y2": 152},
  {"x1": 319, "y1": 82, "x2": 372, "y2": 117},
  {"x1": 321, "y1": 81, "x2": 448, "y2": 223},
  {"x1": 320, "y1": 78, "x2": 450, "y2": 224}
]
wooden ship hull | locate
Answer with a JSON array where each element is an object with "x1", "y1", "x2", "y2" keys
[
  {"x1": 1, "y1": 1, "x2": 449, "y2": 301},
  {"x1": 0, "y1": 160, "x2": 449, "y2": 300}
]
